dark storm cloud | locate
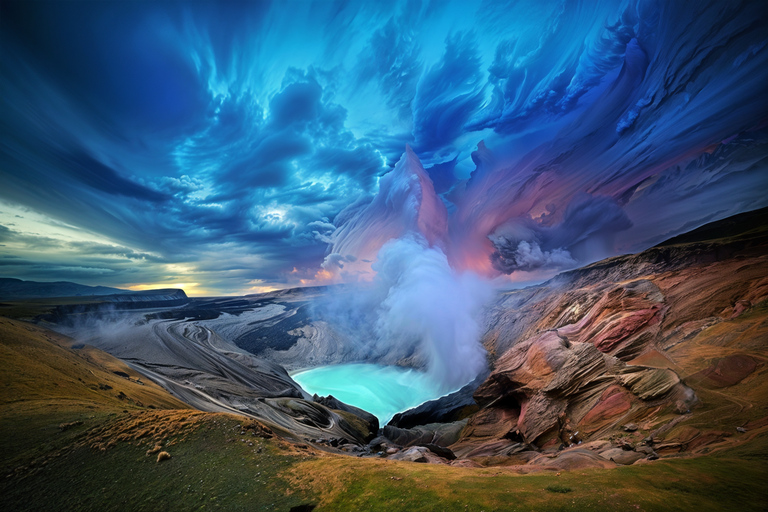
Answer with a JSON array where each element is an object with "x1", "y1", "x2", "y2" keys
[
  {"x1": 0, "y1": 0, "x2": 766, "y2": 293},
  {"x1": 412, "y1": 32, "x2": 485, "y2": 156},
  {"x1": 356, "y1": 14, "x2": 423, "y2": 119},
  {"x1": 269, "y1": 80, "x2": 324, "y2": 128},
  {"x1": 1, "y1": 0, "x2": 208, "y2": 132},
  {"x1": 0, "y1": 0, "x2": 392, "y2": 293},
  {"x1": 56, "y1": 150, "x2": 169, "y2": 202},
  {"x1": 489, "y1": 194, "x2": 633, "y2": 274}
]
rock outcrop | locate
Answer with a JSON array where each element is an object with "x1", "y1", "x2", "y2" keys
[
  {"x1": 40, "y1": 207, "x2": 768, "y2": 469},
  {"x1": 443, "y1": 207, "x2": 768, "y2": 463}
]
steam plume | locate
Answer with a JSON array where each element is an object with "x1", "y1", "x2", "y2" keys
[{"x1": 319, "y1": 148, "x2": 492, "y2": 391}]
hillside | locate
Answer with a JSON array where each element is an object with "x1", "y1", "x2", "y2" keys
[
  {"x1": 0, "y1": 278, "x2": 128, "y2": 299},
  {"x1": 1, "y1": 208, "x2": 767, "y2": 510},
  {"x1": 1, "y1": 319, "x2": 766, "y2": 511}
]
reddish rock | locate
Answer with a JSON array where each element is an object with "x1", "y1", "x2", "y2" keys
[
  {"x1": 592, "y1": 306, "x2": 663, "y2": 353},
  {"x1": 579, "y1": 386, "x2": 632, "y2": 434},
  {"x1": 727, "y1": 300, "x2": 752, "y2": 319},
  {"x1": 599, "y1": 448, "x2": 645, "y2": 465},
  {"x1": 471, "y1": 325, "x2": 693, "y2": 448},
  {"x1": 464, "y1": 211, "x2": 768, "y2": 465},
  {"x1": 687, "y1": 354, "x2": 758, "y2": 388},
  {"x1": 458, "y1": 407, "x2": 519, "y2": 441},
  {"x1": 457, "y1": 439, "x2": 528, "y2": 459},
  {"x1": 529, "y1": 449, "x2": 617, "y2": 470}
]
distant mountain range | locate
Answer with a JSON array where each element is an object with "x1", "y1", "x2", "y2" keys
[{"x1": 0, "y1": 278, "x2": 129, "y2": 300}]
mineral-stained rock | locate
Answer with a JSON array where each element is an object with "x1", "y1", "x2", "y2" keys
[
  {"x1": 528, "y1": 449, "x2": 617, "y2": 470},
  {"x1": 383, "y1": 420, "x2": 466, "y2": 448},
  {"x1": 599, "y1": 448, "x2": 645, "y2": 465},
  {"x1": 577, "y1": 440, "x2": 613, "y2": 452},
  {"x1": 518, "y1": 393, "x2": 566, "y2": 445},
  {"x1": 553, "y1": 279, "x2": 666, "y2": 360},
  {"x1": 617, "y1": 366, "x2": 681, "y2": 400},
  {"x1": 461, "y1": 209, "x2": 768, "y2": 463},
  {"x1": 579, "y1": 386, "x2": 632, "y2": 434},
  {"x1": 454, "y1": 439, "x2": 530, "y2": 459},
  {"x1": 457, "y1": 407, "x2": 520, "y2": 441},
  {"x1": 469, "y1": 327, "x2": 695, "y2": 448},
  {"x1": 390, "y1": 446, "x2": 429, "y2": 463},
  {"x1": 687, "y1": 354, "x2": 759, "y2": 389}
]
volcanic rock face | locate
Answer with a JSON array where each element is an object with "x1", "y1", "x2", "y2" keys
[
  {"x1": 466, "y1": 329, "x2": 693, "y2": 450},
  {"x1": 449, "y1": 207, "x2": 768, "y2": 461},
  {"x1": 36, "y1": 207, "x2": 768, "y2": 467},
  {"x1": 48, "y1": 297, "x2": 377, "y2": 447}
]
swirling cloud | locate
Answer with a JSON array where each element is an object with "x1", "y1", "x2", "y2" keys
[{"x1": 0, "y1": 0, "x2": 766, "y2": 294}]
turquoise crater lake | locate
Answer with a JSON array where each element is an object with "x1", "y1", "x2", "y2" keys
[{"x1": 292, "y1": 363, "x2": 449, "y2": 425}]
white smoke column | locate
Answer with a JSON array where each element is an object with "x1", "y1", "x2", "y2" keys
[
  {"x1": 318, "y1": 146, "x2": 495, "y2": 391},
  {"x1": 372, "y1": 234, "x2": 493, "y2": 392}
]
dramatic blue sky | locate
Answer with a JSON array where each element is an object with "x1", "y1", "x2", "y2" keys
[{"x1": 1, "y1": 0, "x2": 767, "y2": 295}]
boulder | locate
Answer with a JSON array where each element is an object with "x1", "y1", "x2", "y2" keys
[
  {"x1": 390, "y1": 446, "x2": 428, "y2": 463},
  {"x1": 529, "y1": 449, "x2": 617, "y2": 470},
  {"x1": 388, "y1": 373, "x2": 486, "y2": 428},
  {"x1": 599, "y1": 448, "x2": 645, "y2": 465},
  {"x1": 314, "y1": 394, "x2": 379, "y2": 434}
]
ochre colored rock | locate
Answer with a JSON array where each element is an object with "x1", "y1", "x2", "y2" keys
[
  {"x1": 599, "y1": 448, "x2": 645, "y2": 465},
  {"x1": 529, "y1": 449, "x2": 617, "y2": 470},
  {"x1": 618, "y1": 366, "x2": 681, "y2": 400},
  {"x1": 469, "y1": 328, "x2": 693, "y2": 447},
  {"x1": 687, "y1": 354, "x2": 758, "y2": 388},
  {"x1": 579, "y1": 387, "x2": 632, "y2": 433}
]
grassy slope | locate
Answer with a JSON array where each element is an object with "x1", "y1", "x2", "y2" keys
[
  {"x1": 1, "y1": 311, "x2": 766, "y2": 511},
  {"x1": 289, "y1": 443, "x2": 768, "y2": 512},
  {"x1": 0, "y1": 297, "x2": 104, "y2": 321}
]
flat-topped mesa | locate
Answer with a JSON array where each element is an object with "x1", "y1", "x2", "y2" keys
[
  {"x1": 104, "y1": 289, "x2": 188, "y2": 303},
  {"x1": 38, "y1": 289, "x2": 190, "y2": 323}
]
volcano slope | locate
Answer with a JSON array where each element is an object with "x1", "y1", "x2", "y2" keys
[
  {"x1": 1, "y1": 208, "x2": 767, "y2": 511},
  {"x1": 1, "y1": 315, "x2": 766, "y2": 511},
  {"x1": 440, "y1": 206, "x2": 768, "y2": 466}
]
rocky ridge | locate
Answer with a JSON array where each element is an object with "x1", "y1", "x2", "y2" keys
[
  {"x1": 32, "y1": 207, "x2": 768, "y2": 470},
  {"x1": 374, "y1": 207, "x2": 768, "y2": 468}
]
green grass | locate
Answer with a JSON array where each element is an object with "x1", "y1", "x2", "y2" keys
[
  {"x1": 546, "y1": 484, "x2": 573, "y2": 493},
  {"x1": 287, "y1": 446, "x2": 768, "y2": 511},
  {"x1": 0, "y1": 297, "x2": 105, "y2": 320},
  {"x1": 2, "y1": 305, "x2": 767, "y2": 512},
  {"x1": 1, "y1": 414, "x2": 318, "y2": 512},
  {"x1": 6, "y1": 401, "x2": 764, "y2": 512}
]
